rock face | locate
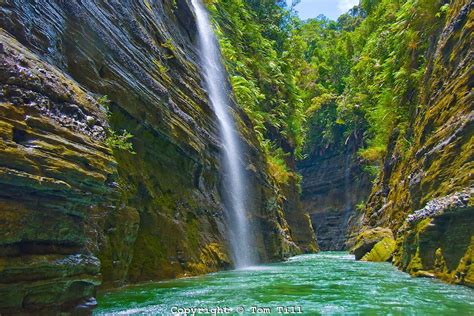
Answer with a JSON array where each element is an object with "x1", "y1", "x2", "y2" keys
[
  {"x1": 399, "y1": 190, "x2": 473, "y2": 284},
  {"x1": 0, "y1": 32, "x2": 115, "y2": 313},
  {"x1": 279, "y1": 171, "x2": 319, "y2": 254},
  {"x1": 298, "y1": 143, "x2": 372, "y2": 250},
  {"x1": 354, "y1": 1, "x2": 473, "y2": 287},
  {"x1": 0, "y1": 0, "x2": 311, "y2": 312}
]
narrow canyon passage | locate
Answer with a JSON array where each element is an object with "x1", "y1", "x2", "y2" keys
[{"x1": 95, "y1": 253, "x2": 474, "y2": 315}]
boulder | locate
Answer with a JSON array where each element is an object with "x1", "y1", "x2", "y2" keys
[
  {"x1": 352, "y1": 227, "x2": 394, "y2": 260},
  {"x1": 361, "y1": 237, "x2": 396, "y2": 262}
]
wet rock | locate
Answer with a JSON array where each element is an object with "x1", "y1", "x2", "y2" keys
[
  {"x1": 397, "y1": 189, "x2": 474, "y2": 287},
  {"x1": 0, "y1": 32, "x2": 116, "y2": 313},
  {"x1": 86, "y1": 115, "x2": 96, "y2": 126},
  {"x1": 280, "y1": 172, "x2": 319, "y2": 253},
  {"x1": 407, "y1": 189, "x2": 472, "y2": 224}
]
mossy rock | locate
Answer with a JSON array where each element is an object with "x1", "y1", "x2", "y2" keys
[
  {"x1": 186, "y1": 243, "x2": 231, "y2": 275},
  {"x1": 361, "y1": 237, "x2": 396, "y2": 262},
  {"x1": 352, "y1": 227, "x2": 394, "y2": 260}
]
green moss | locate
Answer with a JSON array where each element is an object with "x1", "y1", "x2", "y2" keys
[
  {"x1": 434, "y1": 248, "x2": 448, "y2": 275},
  {"x1": 352, "y1": 227, "x2": 394, "y2": 260},
  {"x1": 152, "y1": 59, "x2": 171, "y2": 84},
  {"x1": 186, "y1": 243, "x2": 230, "y2": 276},
  {"x1": 161, "y1": 39, "x2": 177, "y2": 59},
  {"x1": 456, "y1": 236, "x2": 474, "y2": 287},
  {"x1": 407, "y1": 249, "x2": 424, "y2": 273},
  {"x1": 186, "y1": 218, "x2": 201, "y2": 253},
  {"x1": 143, "y1": 0, "x2": 153, "y2": 12},
  {"x1": 361, "y1": 237, "x2": 396, "y2": 262},
  {"x1": 416, "y1": 218, "x2": 433, "y2": 234}
]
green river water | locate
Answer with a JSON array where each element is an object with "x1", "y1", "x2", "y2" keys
[{"x1": 95, "y1": 252, "x2": 474, "y2": 315}]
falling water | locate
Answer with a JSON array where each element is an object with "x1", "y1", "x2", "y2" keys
[{"x1": 191, "y1": 0, "x2": 254, "y2": 268}]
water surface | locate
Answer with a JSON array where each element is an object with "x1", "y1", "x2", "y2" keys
[{"x1": 95, "y1": 252, "x2": 474, "y2": 315}]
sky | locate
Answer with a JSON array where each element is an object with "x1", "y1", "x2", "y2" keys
[{"x1": 287, "y1": 0, "x2": 360, "y2": 20}]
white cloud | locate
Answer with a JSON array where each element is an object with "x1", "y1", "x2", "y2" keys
[
  {"x1": 337, "y1": 0, "x2": 359, "y2": 12},
  {"x1": 290, "y1": 0, "x2": 361, "y2": 20}
]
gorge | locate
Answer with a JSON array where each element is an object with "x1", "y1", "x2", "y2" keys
[{"x1": 0, "y1": 0, "x2": 473, "y2": 314}]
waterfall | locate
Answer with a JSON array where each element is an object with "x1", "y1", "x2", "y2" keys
[{"x1": 191, "y1": 0, "x2": 255, "y2": 268}]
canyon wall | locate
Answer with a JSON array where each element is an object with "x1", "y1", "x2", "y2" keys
[
  {"x1": 0, "y1": 0, "x2": 313, "y2": 312},
  {"x1": 298, "y1": 142, "x2": 372, "y2": 250},
  {"x1": 354, "y1": 0, "x2": 473, "y2": 287}
]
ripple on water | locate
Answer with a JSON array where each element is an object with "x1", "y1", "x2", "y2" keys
[{"x1": 95, "y1": 252, "x2": 474, "y2": 315}]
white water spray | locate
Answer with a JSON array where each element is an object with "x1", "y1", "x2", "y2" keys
[{"x1": 191, "y1": 0, "x2": 255, "y2": 268}]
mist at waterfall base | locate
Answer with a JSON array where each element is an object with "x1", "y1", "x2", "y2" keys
[{"x1": 191, "y1": 0, "x2": 255, "y2": 268}]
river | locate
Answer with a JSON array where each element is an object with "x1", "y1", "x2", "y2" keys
[{"x1": 95, "y1": 252, "x2": 474, "y2": 315}]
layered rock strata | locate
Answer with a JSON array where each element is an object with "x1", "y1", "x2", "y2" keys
[
  {"x1": 298, "y1": 143, "x2": 372, "y2": 250},
  {"x1": 0, "y1": 0, "x2": 313, "y2": 312}
]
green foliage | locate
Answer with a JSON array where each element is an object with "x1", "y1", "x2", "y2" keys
[
  {"x1": 436, "y1": 4, "x2": 450, "y2": 18},
  {"x1": 98, "y1": 95, "x2": 136, "y2": 154},
  {"x1": 208, "y1": 0, "x2": 305, "y2": 155},
  {"x1": 267, "y1": 151, "x2": 292, "y2": 185},
  {"x1": 363, "y1": 163, "x2": 381, "y2": 178},
  {"x1": 337, "y1": 0, "x2": 445, "y2": 163},
  {"x1": 356, "y1": 200, "x2": 367, "y2": 212},
  {"x1": 207, "y1": 0, "x2": 444, "y2": 181},
  {"x1": 105, "y1": 130, "x2": 136, "y2": 153},
  {"x1": 206, "y1": 0, "x2": 305, "y2": 187},
  {"x1": 281, "y1": 0, "x2": 445, "y2": 171},
  {"x1": 290, "y1": 14, "x2": 358, "y2": 153},
  {"x1": 97, "y1": 95, "x2": 110, "y2": 109}
]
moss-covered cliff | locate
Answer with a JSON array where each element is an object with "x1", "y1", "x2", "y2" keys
[
  {"x1": 287, "y1": 0, "x2": 472, "y2": 287},
  {"x1": 0, "y1": 0, "x2": 313, "y2": 312},
  {"x1": 354, "y1": 0, "x2": 473, "y2": 287}
]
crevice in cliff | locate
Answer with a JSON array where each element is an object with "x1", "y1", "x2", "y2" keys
[
  {"x1": 11, "y1": 127, "x2": 28, "y2": 144},
  {"x1": 0, "y1": 241, "x2": 82, "y2": 257}
]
